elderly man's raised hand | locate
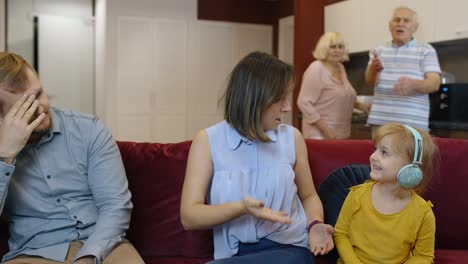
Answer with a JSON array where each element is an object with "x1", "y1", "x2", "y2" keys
[
  {"x1": 369, "y1": 50, "x2": 384, "y2": 73},
  {"x1": 0, "y1": 94, "x2": 45, "y2": 164}
]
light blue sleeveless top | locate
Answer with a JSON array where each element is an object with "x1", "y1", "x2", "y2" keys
[{"x1": 206, "y1": 121, "x2": 309, "y2": 259}]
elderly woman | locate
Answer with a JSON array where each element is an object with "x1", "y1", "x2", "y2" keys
[{"x1": 297, "y1": 32, "x2": 369, "y2": 139}]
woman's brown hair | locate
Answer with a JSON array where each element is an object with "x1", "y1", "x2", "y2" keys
[{"x1": 222, "y1": 51, "x2": 294, "y2": 142}]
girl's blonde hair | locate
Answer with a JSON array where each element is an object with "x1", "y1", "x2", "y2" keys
[
  {"x1": 373, "y1": 123, "x2": 438, "y2": 194},
  {"x1": 312, "y1": 32, "x2": 349, "y2": 62}
]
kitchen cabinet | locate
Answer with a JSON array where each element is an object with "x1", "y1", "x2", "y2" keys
[
  {"x1": 360, "y1": 0, "x2": 435, "y2": 51},
  {"x1": 434, "y1": 0, "x2": 468, "y2": 42},
  {"x1": 325, "y1": 0, "x2": 467, "y2": 53}
]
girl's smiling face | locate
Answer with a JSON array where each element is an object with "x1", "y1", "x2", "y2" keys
[{"x1": 370, "y1": 134, "x2": 409, "y2": 184}]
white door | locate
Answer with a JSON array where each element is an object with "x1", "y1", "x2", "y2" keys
[{"x1": 38, "y1": 14, "x2": 94, "y2": 114}]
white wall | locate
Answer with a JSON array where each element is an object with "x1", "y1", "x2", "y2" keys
[
  {"x1": 106, "y1": 0, "x2": 197, "y2": 20},
  {"x1": 7, "y1": 0, "x2": 33, "y2": 61},
  {"x1": 278, "y1": 15, "x2": 294, "y2": 125},
  {"x1": 32, "y1": 0, "x2": 92, "y2": 17},
  {"x1": 0, "y1": 0, "x2": 5, "y2": 51},
  {"x1": 6, "y1": 0, "x2": 94, "y2": 114},
  {"x1": 95, "y1": 0, "x2": 107, "y2": 124},
  {"x1": 7, "y1": 0, "x2": 92, "y2": 62},
  {"x1": 38, "y1": 14, "x2": 94, "y2": 113}
]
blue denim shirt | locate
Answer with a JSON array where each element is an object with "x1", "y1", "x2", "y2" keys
[{"x1": 0, "y1": 107, "x2": 132, "y2": 263}]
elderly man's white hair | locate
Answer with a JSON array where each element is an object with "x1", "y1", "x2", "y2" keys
[{"x1": 391, "y1": 6, "x2": 419, "y2": 28}]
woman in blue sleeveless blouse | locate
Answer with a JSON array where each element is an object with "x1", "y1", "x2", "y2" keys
[{"x1": 180, "y1": 52, "x2": 334, "y2": 264}]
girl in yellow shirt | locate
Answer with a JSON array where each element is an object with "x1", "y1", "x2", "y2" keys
[{"x1": 334, "y1": 123, "x2": 437, "y2": 263}]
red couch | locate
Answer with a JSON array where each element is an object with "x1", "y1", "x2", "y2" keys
[{"x1": 0, "y1": 138, "x2": 466, "y2": 263}]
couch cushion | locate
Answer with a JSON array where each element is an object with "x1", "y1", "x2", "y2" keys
[
  {"x1": 0, "y1": 221, "x2": 8, "y2": 255},
  {"x1": 424, "y1": 138, "x2": 468, "y2": 250},
  {"x1": 318, "y1": 163, "x2": 371, "y2": 227},
  {"x1": 435, "y1": 249, "x2": 468, "y2": 263},
  {"x1": 117, "y1": 141, "x2": 213, "y2": 259},
  {"x1": 143, "y1": 257, "x2": 212, "y2": 264}
]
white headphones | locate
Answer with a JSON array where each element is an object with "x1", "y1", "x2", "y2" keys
[{"x1": 397, "y1": 125, "x2": 424, "y2": 189}]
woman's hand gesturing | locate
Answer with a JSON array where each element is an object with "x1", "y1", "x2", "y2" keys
[{"x1": 242, "y1": 196, "x2": 292, "y2": 224}]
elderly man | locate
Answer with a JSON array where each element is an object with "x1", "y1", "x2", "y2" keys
[
  {"x1": 0, "y1": 51, "x2": 144, "y2": 264},
  {"x1": 365, "y1": 6, "x2": 441, "y2": 131}
]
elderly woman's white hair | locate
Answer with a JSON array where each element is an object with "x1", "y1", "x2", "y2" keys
[{"x1": 312, "y1": 32, "x2": 349, "y2": 62}]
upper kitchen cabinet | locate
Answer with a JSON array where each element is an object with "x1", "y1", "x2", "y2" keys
[
  {"x1": 325, "y1": 0, "x2": 363, "y2": 53},
  {"x1": 434, "y1": 0, "x2": 468, "y2": 42},
  {"x1": 360, "y1": 0, "x2": 435, "y2": 51},
  {"x1": 325, "y1": 0, "x2": 435, "y2": 53}
]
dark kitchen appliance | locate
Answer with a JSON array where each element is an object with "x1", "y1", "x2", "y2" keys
[{"x1": 430, "y1": 83, "x2": 468, "y2": 130}]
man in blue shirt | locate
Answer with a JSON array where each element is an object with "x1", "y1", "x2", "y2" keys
[{"x1": 0, "y1": 51, "x2": 144, "y2": 264}]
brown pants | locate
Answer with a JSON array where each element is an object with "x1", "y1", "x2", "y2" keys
[{"x1": 3, "y1": 241, "x2": 145, "y2": 264}]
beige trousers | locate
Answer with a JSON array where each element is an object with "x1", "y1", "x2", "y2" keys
[{"x1": 3, "y1": 241, "x2": 145, "y2": 264}]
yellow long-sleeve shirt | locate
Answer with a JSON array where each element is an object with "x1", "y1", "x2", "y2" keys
[{"x1": 334, "y1": 181, "x2": 435, "y2": 264}]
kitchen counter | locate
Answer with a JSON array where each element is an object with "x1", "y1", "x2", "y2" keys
[
  {"x1": 351, "y1": 113, "x2": 371, "y2": 139},
  {"x1": 350, "y1": 114, "x2": 468, "y2": 139},
  {"x1": 430, "y1": 128, "x2": 468, "y2": 139},
  {"x1": 352, "y1": 113, "x2": 368, "y2": 124}
]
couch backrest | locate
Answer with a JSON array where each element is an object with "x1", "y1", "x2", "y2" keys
[
  {"x1": 118, "y1": 137, "x2": 468, "y2": 255},
  {"x1": 305, "y1": 138, "x2": 468, "y2": 250}
]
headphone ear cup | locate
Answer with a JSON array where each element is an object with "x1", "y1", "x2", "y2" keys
[{"x1": 397, "y1": 164, "x2": 423, "y2": 189}]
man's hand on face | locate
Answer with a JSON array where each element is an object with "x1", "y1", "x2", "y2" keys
[{"x1": 0, "y1": 94, "x2": 46, "y2": 164}]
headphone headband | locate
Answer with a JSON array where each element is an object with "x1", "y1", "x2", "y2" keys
[{"x1": 404, "y1": 125, "x2": 423, "y2": 165}]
